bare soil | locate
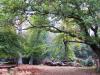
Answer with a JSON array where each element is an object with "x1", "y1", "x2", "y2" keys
[{"x1": 0, "y1": 65, "x2": 99, "y2": 75}]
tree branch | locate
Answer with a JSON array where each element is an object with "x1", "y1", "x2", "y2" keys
[
  {"x1": 65, "y1": 40, "x2": 92, "y2": 45},
  {"x1": 22, "y1": 22, "x2": 83, "y2": 41}
]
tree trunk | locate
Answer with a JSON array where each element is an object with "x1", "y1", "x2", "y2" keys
[
  {"x1": 63, "y1": 41, "x2": 68, "y2": 61},
  {"x1": 90, "y1": 44, "x2": 100, "y2": 72},
  {"x1": 29, "y1": 56, "x2": 33, "y2": 65},
  {"x1": 95, "y1": 58, "x2": 100, "y2": 72},
  {"x1": 17, "y1": 52, "x2": 23, "y2": 65}
]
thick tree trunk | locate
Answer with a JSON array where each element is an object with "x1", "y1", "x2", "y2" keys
[
  {"x1": 29, "y1": 56, "x2": 33, "y2": 65},
  {"x1": 95, "y1": 58, "x2": 100, "y2": 72},
  {"x1": 90, "y1": 44, "x2": 100, "y2": 72},
  {"x1": 17, "y1": 52, "x2": 23, "y2": 65}
]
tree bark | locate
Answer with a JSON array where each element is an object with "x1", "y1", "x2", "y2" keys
[
  {"x1": 90, "y1": 44, "x2": 100, "y2": 72},
  {"x1": 29, "y1": 56, "x2": 33, "y2": 65},
  {"x1": 95, "y1": 58, "x2": 100, "y2": 72},
  {"x1": 17, "y1": 52, "x2": 23, "y2": 65},
  {"x1": 63, "y1": 40, "x2": 68, "y2": 61}
]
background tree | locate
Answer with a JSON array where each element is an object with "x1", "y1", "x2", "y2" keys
[
  {"x1": 24, "y1": 29, "x2": 47, "y2": 64},
  {"x1": 51, "y1": 33, "x2": 75, "y2": 61},
  {"x1": 22, "y1": 14, "x2": 48, "y2": 64},
  {"x1": 0, "y1": 25, "x2": 23, "y2": 62}
]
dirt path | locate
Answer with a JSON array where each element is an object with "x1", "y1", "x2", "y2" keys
[
  {"x1": 0, "y1": 65, "x2": 99, "y2": 75},
  {"x1": 34, "y1": 65, "x2": 100, "y2": 75}
]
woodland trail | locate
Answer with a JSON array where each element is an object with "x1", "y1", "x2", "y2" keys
[{"x1": 0, "y1": 65, "x2": 99, "y2": 75}]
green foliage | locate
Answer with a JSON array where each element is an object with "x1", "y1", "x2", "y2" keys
[
  {"x1": 74, "y1": 44, "x2": 93, "y2": 59},
  {"x1": 0, "y1": 26, "x2": 22, "y2": 57},
  {"x1": 23, "y1": 29, "x2": 47, "y2": 60},
  {"x1": 1, "y1": 0, "x2": 27, "y2": 13},
  {"x1": 30, "y1": 14, "x2": 49, "y2": 26},
  {"x1": 66, "y1": 44, "x2": 75, "y2": 61}
]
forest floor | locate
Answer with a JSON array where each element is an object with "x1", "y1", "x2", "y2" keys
[{"x1": 0, "y1": 65, "x2": 99, "y2": 75}]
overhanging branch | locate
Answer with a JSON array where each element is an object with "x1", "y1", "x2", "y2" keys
[
  {"x1": 22, "y1": 20, "x2": 83, "y2": 41},
  {"x1": 65, "y1": 40, "x2": 91, "y2": 45}
]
